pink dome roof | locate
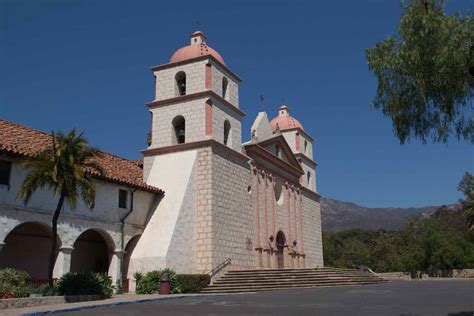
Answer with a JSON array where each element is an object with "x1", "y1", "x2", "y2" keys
[
  {"x1": 269, "y1": 105, "x2": 304, "y2": 131},
  {"x1": 169, "y1": 31, "x2": 225, "y2": 65}
]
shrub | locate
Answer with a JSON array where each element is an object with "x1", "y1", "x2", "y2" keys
[
  {"x1": 136, "y1": 268, "x2": 180, "y2": 294},
  {"x1": 0, "y1": 268, "x2": 32, "y2": 299},
  {"x1": 29, "y1": 283, "x2": 57, "y2": 297},
  {"x1": 176, "y1": 274, "x2": 211, "y2": 293},
  {"x1": 55, "y1": 272, "x2": 114, "y2": 298}
]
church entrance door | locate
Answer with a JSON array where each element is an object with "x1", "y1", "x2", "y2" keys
[{"x1": 276, "y1": 231, "x2": 286, "y2": 269}]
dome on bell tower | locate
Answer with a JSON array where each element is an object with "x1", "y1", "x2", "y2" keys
[
  {"x1": 269, "y1": 105, "x2": 304, "y2": 131},
  {"x1": 169, "y1": 31, "x2": 225, "y2": 65}
]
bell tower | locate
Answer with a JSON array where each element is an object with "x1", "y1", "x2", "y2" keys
[{"x1": 144, "y1": 31, "x2": 244, "y2": 152}]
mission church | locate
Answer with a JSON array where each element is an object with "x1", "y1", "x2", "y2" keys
[{"x1": 0, "y1": 31, "x2": 323, "y2": 291}]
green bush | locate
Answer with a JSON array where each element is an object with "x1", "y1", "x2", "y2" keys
[
  {"x1": 55, "y1": 272, "x2": 114, "y2": 298},
  {"x1": 29, "y1": 283, "x2": 57, "y2": 297},
  {"x1": 135, "y1": 268, "x2": 180, "y2": 294},
  {"x1": 0, "y1": 268, "x2": 32, "y2": 299},
  {"x1": 176, "y1": 274, "x2": 210, "y2": 293}
]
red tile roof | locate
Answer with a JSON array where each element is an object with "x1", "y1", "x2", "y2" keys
[{"x1": 0, "y1": 119, "x2": 163, "y2": 194}]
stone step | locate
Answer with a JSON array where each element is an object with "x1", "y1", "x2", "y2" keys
[
  {"x1": 200, "y1": 281, "x2": 385, "y2": 293},
  {"x1": 220, "y1": 272, "x2": 374, "y2": 279},
  {"x1": 226, "y1": 268, "x2": 355, "y2": 274},
  {"x1": 214, "y1": 277, "x2": 385, "y2": 285}
]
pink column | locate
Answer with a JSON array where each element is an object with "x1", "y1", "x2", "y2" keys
[
  {"x1": 253, "y1": 168, "x2": 262, "y2": 268},
  {"x1": 292, "y1": 187, "x2": 297, "y2": 244},
  {"x1": 297, "y1": 189, "x2": 305, "y2": 267},
  {"x1": 262, "y1": 172, "x2": 269, "y2": 268},
  {"x1": 205, "y1": 99, "x2": 213, "y2": 137},
  {"x1": 269, "y1": 175, "x2": 276, "y2": 243},
  {"x1": 285, "y1": 183, "x2": 293, "y2": 245},
  {"x1": 295, "y1": 132, "x2": 301, "y2": 153}
]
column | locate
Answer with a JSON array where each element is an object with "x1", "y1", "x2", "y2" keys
[
  {"x1": 285, "y1": 182, "x2": 293, "y2": 268},
  {"x1": 109, "y1": 250, "x2": 125, "y2": 290},
  {"x1": 261, "y1": 172, "x2": 270, "y2": 269},
  {"x1": 269, "y1": 175, "x2": 278, "y2": 269},
  {"x1": 253, "y1": 168, "x2": 263, "y2": 268},
  {"x1": 53, "y1": 246, "x2": 74, "y2": 279},
  {"x1": 298, "y1": 191, "x2": 305, "y2": 267}
]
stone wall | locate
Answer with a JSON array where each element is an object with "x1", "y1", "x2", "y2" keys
[
  {"x1": 153, "y1": 60, "x2": 208, "y2": 101},
  {"x1": 301, "y1": 191, "x2": 324, "y2": 267},
  {"x1": 149, "y1": 98, "x2": 207, "y2": 148},
  {"x1": 210, "y1": 61, "x2": 239, "y2": 108}
]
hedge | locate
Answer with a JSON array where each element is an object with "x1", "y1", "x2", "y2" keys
[{"x1": 176, "y1": 274, "x2": 211, "y2": 293}]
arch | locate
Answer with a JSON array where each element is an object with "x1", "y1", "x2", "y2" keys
[
  {"x1": 122, "y1": 234, "x2": 141, "y2": 293},
  {"x1": 70, "y1": 229, "x2": 114, "y2": 274},
  {"x1": 275, "y1": 231, "x2": 286, "y2": 269},
  {"x1": 0, "y1": 222, "x2": 61, "y2": 281},
  {"x1": 223, "y1": 120, "x2": 231, "y2": 146},
  {"x1": 222, "y1": 77, "x2": 228, "y2": 99},
  {"x1": 175, "y1": 71, "x2": 186, "y2": 96},
  {"x1": 307, "y1": 171, "x2": 311, "y2": 186},
  {"x1": 172, "y1": 115, "x2": 186, "y2": 144},
  {"x1": 304, "y1": 140, "x2": 308, "y2": 154}
]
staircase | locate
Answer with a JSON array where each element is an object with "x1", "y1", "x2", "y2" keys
[{"x1": 201, "y1": 267, "x2": 387, "y2": 293}]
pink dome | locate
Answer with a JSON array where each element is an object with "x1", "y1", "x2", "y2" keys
[
  {"x1": 269, "y1": 105, "x2": 304, "y2": 131},
  {"x1": 169, "y1": 31, "x2": 225, "y2": 65}
]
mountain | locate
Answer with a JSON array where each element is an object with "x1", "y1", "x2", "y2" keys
[{"x1": 320, "y1": 198, "x2": 455, "y2": 232}]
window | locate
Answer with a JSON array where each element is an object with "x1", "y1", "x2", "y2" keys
[
  {"x1": 307, "y1": 171, "x2": 311, "y2": 186},
  {"x1": 0, "y1": 160, "x2": 12, "y2": 185},
  {"x1": 222, "y1": 77, "x2": 228, "y2": 99},
  {"x1": 172, "y1": 115, "x2": 186, "y2": 144},
  {"x1": 119, "y1": 189, "x2": 128, "y2": 209},
  {"x1": 275, "y1": 145, "x2": 280, "y2": 157},
  {"x1": 304, "y1": 140, "x2": 308, "y2": 154},
  {"x1": 175, "y1": 71, "x2": 186, "y2": 96},
  {"x1": 223, "y1": 120, "x2": 231, "y2": 145}
]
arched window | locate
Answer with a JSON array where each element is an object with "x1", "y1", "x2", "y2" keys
[
  {"x1": 224, "y1": 120, "x2": 231, "y2": 146},
  {"x1": 172, "y1": 115, "x2": 185, "y2": 144},
  {"x1": 175, "y1": 71, "x2": 186, "y2": 96},
  {"x1": 222, "y1": 77, "x2": 228, "y2": 99},
  {"x1": 304, "y1": 140, "x2": 308, "y2": 154},
  {"x1": 307, "y1": 171, "x2": 311, "y2": 186}
]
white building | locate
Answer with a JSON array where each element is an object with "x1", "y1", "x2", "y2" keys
[{"x1": 0, "y1": 31, "x2": 323, "y2": 292}]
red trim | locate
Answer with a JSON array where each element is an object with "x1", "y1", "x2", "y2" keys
[
  {"x1": 146, "y1": 90, "x2": 245, "y2": 118},
  {"x1": 205, "y1": 99, "x2": 213, "y2": 137},
  {"x1": 150, "y1": 55, "x2": 242, "y2": 83},
  {"x1": 254, "y1": 136, "x2": 303, "y2": 172},
  {"x1": 295, "y1": 132, "x2": 301, "y2": 153},
  {"x1": 205, "y1": 62, "x2": 212, "y2": 90},
  {"x1": 301, "y1": 187, "x2": 321, "y2": 202},
  {"x1": 245, "y1": 145, "x2": 304, "y2": 179},
  {"x1": 141, "y1": 139, "x2": 249, "y2": 162},
  {"x1": 281, "y1": 127, "x2": 314, "y2": 141}
]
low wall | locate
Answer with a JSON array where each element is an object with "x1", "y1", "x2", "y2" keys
[
  {"x1": 0, "y1": 295, "x2": 104, "y2": 310},
  {"x1": 376, "y1": 269, "x2": 474, "y2": 280}
]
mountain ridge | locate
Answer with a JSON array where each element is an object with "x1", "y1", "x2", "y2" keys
[{"x1": 320, "y1": 197, "x2": 456, "y2": 232}]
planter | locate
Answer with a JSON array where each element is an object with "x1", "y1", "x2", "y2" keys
[{"x1": 0, "y1": 295, "x2": 104, "y2": 310}]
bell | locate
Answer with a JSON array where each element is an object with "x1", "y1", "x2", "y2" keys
[{"x1": 178, "y1": 129, "x2": 185, "y2": 137}]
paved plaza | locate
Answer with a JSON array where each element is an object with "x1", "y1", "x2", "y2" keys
[{"x1": 51, "y1": 280, "x2": 474, "y2": 316}]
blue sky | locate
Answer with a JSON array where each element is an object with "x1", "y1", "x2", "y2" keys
[{"x1": 1, "y1": 0, "x2": 472, "y2": 208}]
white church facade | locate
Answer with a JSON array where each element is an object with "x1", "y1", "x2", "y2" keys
[{"x1": 0, "y1": 31, "x2": 323, "y2": 291}]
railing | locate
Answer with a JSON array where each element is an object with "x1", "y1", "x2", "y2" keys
[{"x1": 208, "y1": 258, "x2": 232, "y2": 278}]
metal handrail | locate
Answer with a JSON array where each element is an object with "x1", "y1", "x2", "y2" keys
[{"x1": 208, "y1": 258, "x2": 232, "y2": 277}]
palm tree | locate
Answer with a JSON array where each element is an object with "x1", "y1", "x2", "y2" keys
[{"x1": 17, "y1": 129, "x2": 104, "y2": 287}]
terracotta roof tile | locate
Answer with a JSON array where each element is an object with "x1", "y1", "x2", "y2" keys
[{"x1": 0, "y1": 119, "x2": 163, "y2": 194}]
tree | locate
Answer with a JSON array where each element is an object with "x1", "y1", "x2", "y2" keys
[
  {"x1": 458, "y1": 171, "x2": 474, "y2": 231},
  {"x1": 366, "y1": 0, "x2": 473, "y2": 144},
  {"x1": 17, "y1": 130, "x2": 103, "y2": 286}
]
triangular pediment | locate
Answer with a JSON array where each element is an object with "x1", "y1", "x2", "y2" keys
[{"x1": 245, "y1": 135, "x2": 303, "y2": 175}]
